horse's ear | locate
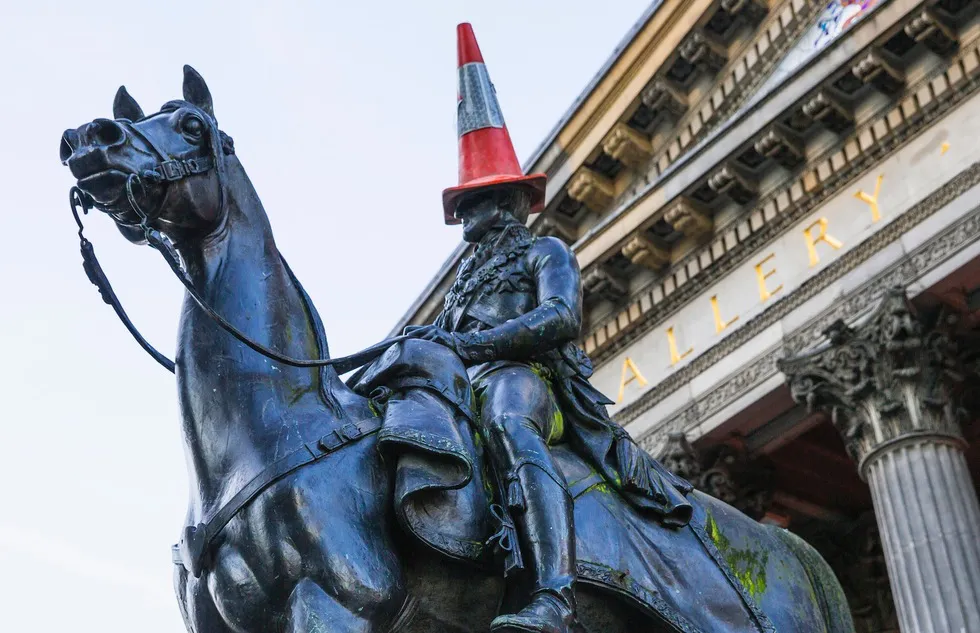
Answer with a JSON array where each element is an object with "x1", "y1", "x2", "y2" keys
[
  {"x1": 182, "y1": 65, "x2": 214, "y2": 120},
  {"x1": 113, "y1": 86, "x2": 144, "y2": 121}
]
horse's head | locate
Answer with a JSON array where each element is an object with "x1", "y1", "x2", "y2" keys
[{"x1": 60, "y1": 65, "x2": 234, "y2": 244}]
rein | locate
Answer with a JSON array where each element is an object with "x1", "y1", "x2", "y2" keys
[{"x1": 70, "y1": 111, "x2": 408, "y2": 376}]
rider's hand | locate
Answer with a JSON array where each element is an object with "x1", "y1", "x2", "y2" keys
[{"x1": 404, "y1": 325, "x2": 457, "y2": 350}]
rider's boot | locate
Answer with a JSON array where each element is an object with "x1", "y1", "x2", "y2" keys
[{"x1": 491, "y1": 464, "x2": 577, "y2": 633}]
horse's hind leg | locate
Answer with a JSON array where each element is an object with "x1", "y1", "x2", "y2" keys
[{"x1": 285, "y1": 578, "x2": 402, "y2": 633}]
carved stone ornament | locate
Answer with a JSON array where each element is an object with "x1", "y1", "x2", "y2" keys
[
  {"x1": 754, "y1": 126, "x2": 805, "y2": 169},
  {"x1": 621, "y1": 233, "x2": 669, "y2": 270},
  {"x1": 639, "y1": 78, "x2": 688, "y2": 121},
  {"x1": 679, "y1": 31, "x2": 727, "y2": 74},
  {"x1": 801, "y1": 91, "x2": 853, "y2": 134},
  {"x1": 778, "y1": 287, "x2": 966, "y2": 473},
  {"x1": 582, "y1": 264, "x2": 628, "y2": 303},
  {"x1": 657, "y1": 432, "x2": 703, "y2": 481},
  {"x1": 567, "y1": 167, "x2": 615, "y2": 212},
  {"x1": 905, "y1": 8, "x2": 959, "y2": 56},
  {"x1": 602, "y1": 122, "x2": 653, "y2": 170},
  {"x1": 664, "y1": 198, "x2": 712, "y2": 238},
  {"x1": 851, "y1": 51, "x2": 905, "y2": 96},
  {"x1": 720, "y1": 0, "x2": 767, "y2": 24},
  {"x1": 707, "y1": 164, "x2": 757, "y2": 205},
  {"x1": 657, "y1": 433, "x2": 774, "y2": 520},
  {"x1": 533, "y1": 214, "x2": 577, "y2": 244}
]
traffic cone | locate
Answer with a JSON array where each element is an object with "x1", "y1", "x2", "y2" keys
[{"x1": 442, "y1": 23, "x2": 547, "y2": 224}]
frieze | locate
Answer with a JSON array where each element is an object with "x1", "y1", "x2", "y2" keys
[{"x1": 626, "y1": 174, "x2": 980, "y2": 446}]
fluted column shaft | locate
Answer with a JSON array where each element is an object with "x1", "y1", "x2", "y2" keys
[
  {"x1": 779, "y1": 288, "x2": 980, "y2": 633},
  {"x1": 866, "y1": 438, "x2": 980, "y2": 633}
]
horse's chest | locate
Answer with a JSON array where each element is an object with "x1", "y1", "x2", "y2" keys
[{"x1": 204, "y1": 442, "x2": 396, "y2": 618}]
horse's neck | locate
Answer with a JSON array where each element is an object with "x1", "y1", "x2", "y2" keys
[{"x1": 174, "y1": 161, "x2": 369, "y2": 516}]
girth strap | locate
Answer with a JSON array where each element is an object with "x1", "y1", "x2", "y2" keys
[{"x1": 173, "y1": 417, "x2": 382, "y2": 577}]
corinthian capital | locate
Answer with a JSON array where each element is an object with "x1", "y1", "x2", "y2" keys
[{"x1": 778, "y1": 288, "x2": 966, "y2": 473}]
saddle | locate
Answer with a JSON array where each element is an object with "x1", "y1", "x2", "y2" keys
[{"x1": 353, "y1": 339, "x2": 776, "y2": 633}]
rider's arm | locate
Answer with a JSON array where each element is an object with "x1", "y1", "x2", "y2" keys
[{"x1": 451, "y1": 237, "x2": 582, "y2": 364}]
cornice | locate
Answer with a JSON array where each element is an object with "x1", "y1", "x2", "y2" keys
[
  {"x1": 550, "y1": 0, "x2": 718, "y2": 182},
  {"x1": 583, "y1": 21, "x2": 980, "y2": 362},
  {"x1": 615, "y1": 0, "x2": 824, "y2": 209},
  {"x1": 571, "y1": 0, "x2": 938, "y2": 278}
]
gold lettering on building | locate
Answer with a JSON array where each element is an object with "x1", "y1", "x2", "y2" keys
[
  {"x1": 754, "y1": 253, "x2": 782, "y2": 302},
  {"x1": 616, "y1": 357, "x2": 649, "y2": 403},
  {"x1": 802, "y1": 218, "x2": 844, "y2": 267},
  {"x1": 710, "y1": 295, "x2": 739, "y2": 333},
  {"x1": 666, "y1": 326, "x2": 693, "y2": 366},
  {"x1": 853, "y1": 174, "x2": 884, "y2": 222}
]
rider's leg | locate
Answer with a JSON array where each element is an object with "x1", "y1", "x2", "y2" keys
[{"x1": 476, "y1": 366, "x2": 577, "y2": 633}]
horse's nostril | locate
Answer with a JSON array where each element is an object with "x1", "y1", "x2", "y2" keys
[
  {"x1": 60, "y1": 130, "x2": 78, "y2": 164},
  {"x1": 90, "y1": 118, "x2": 126, "y2": 147}
]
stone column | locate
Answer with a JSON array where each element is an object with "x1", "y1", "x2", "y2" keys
[{"x1": 779, "y1": 288, "x2": 980, "y2": 633}]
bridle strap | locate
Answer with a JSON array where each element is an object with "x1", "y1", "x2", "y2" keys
[
  {"x1": 71, "y1": 112, "x2": 408, "y2": 376},
  {"x1": 71, "y1": 188, "x2": 176, "y2": 373}
]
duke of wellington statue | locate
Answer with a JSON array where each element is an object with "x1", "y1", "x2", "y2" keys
[
  {"x1": 403, "y1": 24, "x2": 693, "y2": 633},
  {"x1": 59, "y1": 15, "x2": 857, "y2": 633}
]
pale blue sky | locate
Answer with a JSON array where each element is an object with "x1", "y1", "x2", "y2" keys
[{"x1": 0, "y1": 1, "x2": 652, "y2": 630}]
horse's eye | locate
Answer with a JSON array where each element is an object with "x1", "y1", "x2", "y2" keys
[{"x1": 182, "y1": 116, "x2": 204, "y2": 137}]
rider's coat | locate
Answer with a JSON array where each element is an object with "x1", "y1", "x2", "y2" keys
[
  {"x1": 435, "y1": 222, "x2": 693, "y2": 524},
  {"x1": 353, "y1": 223, "x2": 692, "y2": 568}
]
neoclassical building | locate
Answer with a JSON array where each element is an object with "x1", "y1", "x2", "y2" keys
[{"x1": 396, "y1": 2, "x2": 980, "y2": 631}]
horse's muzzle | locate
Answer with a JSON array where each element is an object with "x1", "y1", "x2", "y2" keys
[{"x1": 75, "y1": 169, "x2": 133, "y2": 206}]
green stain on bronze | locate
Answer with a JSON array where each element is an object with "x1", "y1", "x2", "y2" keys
[
  {"x1": 706, "y1": 513, "x2": 769, "y2": 601},
  {"x1": 528, "y1": 362, "x2": 564, "y2": 444},
  {"x1": 548, "y1": 404, "x2": 565, "y2": 445},
  {"x1": 288, "y1": 384, "x2": 317, "y2": 405}
]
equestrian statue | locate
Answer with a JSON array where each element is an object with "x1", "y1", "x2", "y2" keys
[{"x1": 59, "y1": 22, "x2": 855, "y2": 633}]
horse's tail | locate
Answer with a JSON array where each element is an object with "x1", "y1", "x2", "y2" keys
[{"x1": 770, "y1": 526, "x2": 856, "y2": 633}]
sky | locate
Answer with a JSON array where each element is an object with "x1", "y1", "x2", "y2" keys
[{"x1": 0, "y1": 1, "x2": 652, "y2": 630}]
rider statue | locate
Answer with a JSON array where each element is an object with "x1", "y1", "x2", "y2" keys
[{"x1": 403, "y1": 24, "x2": 694, "y2": 633}]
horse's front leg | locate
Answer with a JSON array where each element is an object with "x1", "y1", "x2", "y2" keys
[
  {"x1": 175, "y1": 563, "x2": 237, "y2": 633},
  {"x1": 283, "y1": 442, "x2": 409, "y2": 633},
  {"x1": 284, "y1": 577, "x2": 413, "y2": 633}
]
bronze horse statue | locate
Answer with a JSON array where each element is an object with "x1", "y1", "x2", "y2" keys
[{"x1": 60, "y1": 67, "x2": 855, "y2": 633}]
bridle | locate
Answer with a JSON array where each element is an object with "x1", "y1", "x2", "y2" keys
[{"x1": 69, "y1": 104, "x2": 407, "y2": 376}]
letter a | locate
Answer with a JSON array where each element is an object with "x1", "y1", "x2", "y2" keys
[{"x1": 617, "y1": 357, "x2": 649, "y2": 403}]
